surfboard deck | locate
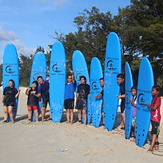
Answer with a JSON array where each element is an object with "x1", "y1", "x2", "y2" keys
[
  {"x1": 90, "y1": 57, "x2": 103, "y2": 127},
  {"x1": 104, "y1": 32, "x2": 121, "y2": 131},
  {"x1": 125, "y1": 62, "x2": 133, "y2": 139},
  {"x1": 136, "y1": 57, "x2": 154, "y2": 147},
  {"x1": 72, "y1": 50, "x2": 91, "y2": 124},
  {"x1": 29, "y1": 52, "x2": 46, "y2": 121},
  {"x1": 3, "y1": 43, "x2": 19, "y2": 122},
  {"x1": 50, "y1": 41, "x2": 66, "y2": 123}
]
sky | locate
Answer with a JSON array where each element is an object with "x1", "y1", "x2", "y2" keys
[{"x1": 0, "y1": 0, "x2": 131, "y2": 62}]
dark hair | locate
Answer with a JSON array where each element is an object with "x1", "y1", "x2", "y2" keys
[
  {"x1": 100, "y1": 78, "x2": 104, "y2": 81},
  {"x1": 37, "y1": 76, "x2": 43, "y2": 80},
  {"x1": 131, "y1": 86, "x2": 137, "y2": 91},
  {"x1": 9, "y1": 79, "x2": 15, "y2": 87},
  {"x1": 117, "y1": 73, "x2": 124, "y2": 79},
  {"x1": 80, "y1": 76, "x2": 86, "y2": 81},
  {"x1": 67, "y1": 74, "x2": 72, "y2": 78},
  {"x1": 152, "y1": 85, "x2": 160, "y2": 92},
  {"x1": 32, "y1": 81, "x2": 38, "y2": 87}
]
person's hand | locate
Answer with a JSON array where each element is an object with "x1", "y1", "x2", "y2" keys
[
  {"x1": 94, "y1": 96, "x2": 97, "y2": 99},
  {"x1": 1, "y1": 82, "x2": 4, "y2": 85},
  {"x1": 147, "y1": 104, "x2": 151, "y2": 108},
  {"x1": 69, "y1": 69, "x2": 73, "y2": 73},
  {"x1": 27, "y1": 87, "x2": 31, "y2": 91},
  {"x1": 18, "y1": 89, "x2": 21, "y2": 92},
  {"x1": 116, "y1": 95, "x2": 121, "y2": 99},
  {"x1": 31, "y1": 91, "x2": 36, "y2": 94}
]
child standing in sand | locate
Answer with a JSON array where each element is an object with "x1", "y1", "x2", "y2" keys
[
  {"x1": 64, "y1": 72, "x2": 76, "y2": 124},
  {"x1": 94, "y1": 78, "x2": 104, "y2": 127},
  {"x1": 76, "y1": 76, "x2": 90, "y2": 125},
  {"x1": 147, "y1": 85, "x2": 161, "y2": 151},
  {"x1": 25, "y1": 81, "x2": 41, "y2": 122},
  {"x1": 130, "y1": 87, "x2": 137, "y2": 141},
  {"x1": 116, "y1": 74, "x2": 126, "y2": 131}
]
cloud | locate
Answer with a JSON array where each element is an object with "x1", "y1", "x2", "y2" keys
[
  {"x1": 0, "y1": 26, "x2": 35, "y2": 62},
  {"x1": 33, "y1": 0, "x2": 69, "y2": 6}
]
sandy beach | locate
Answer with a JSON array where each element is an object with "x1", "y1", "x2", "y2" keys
[{"x1": 0, "y1": 87, "x2": 163, "y2": 163}]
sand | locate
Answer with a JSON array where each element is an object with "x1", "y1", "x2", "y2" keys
[{"x1": 0, "y1": 87, "x2": 163, "y2": 163}]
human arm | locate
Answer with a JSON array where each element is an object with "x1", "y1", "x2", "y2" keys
[
  {"x1": 94, "y1": 93, "x2": 102, "y2": 99},
  {"x1": 25, "y1": 87, "x2": 31, "y2": 95},
  {"x1": 0, "y1": 82, "x2": 4, "y2": 87},
  {"x1": 147, "y1": 97, "x2": 161, "y2": 110},
  {"x1": 130, "y1": 98, "x2": 136, "y2": 107},
  {"x1": 15, "y1": 89, "x2": 21, "y2": 98},
  {"x1": 116, "y1": 94, "x2": 126, "y2": 99},
  {"x1": 2, "y1": 95, "x2": 5, "y2": 102}
]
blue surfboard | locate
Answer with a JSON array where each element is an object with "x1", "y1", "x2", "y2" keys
[
  {"x1": 104, "y1": 32, "x2": 121, "y2": 131},
  {"x1": 125, "y1": 62, "x2": 133, "y2": 139},
  {"x1": 72, "y1": 50, "x2": 91, "y2": 124},
  {"x1": 50, "y1": 41, "x2": 66, "y2": 123},
  {"x1": 3, "y1": 43, "x2": 19, "y2": 122},
  {"x1": 90, "y1": 57, "x2": 103, "y2": 127},
  {"x1": 136, "y1": 57, "x2": 154, "y2": 147},
  {"x1": 29, "y1": 52, "x2": 46, "y2": 121}
]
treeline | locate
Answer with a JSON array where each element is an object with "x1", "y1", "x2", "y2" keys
[{"x1": 0, "y1": 0, "x2": 162, "y2": 93}]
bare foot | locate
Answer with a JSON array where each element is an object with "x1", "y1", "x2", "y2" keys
[{"x1": 148, "y1": 148, "x2": 153, "y2": 152}]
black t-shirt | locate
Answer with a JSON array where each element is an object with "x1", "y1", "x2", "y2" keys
[
  {"x1": 100, "y1": 87, "x2": 104, "y2": 97},
  {"x1": 26, "y1": 88, "x2": 39, "y2": 106},
  {"x1": 77, "y1": 84, "x2": 90, "y2": 99},
  {"x1": 3, "y1": 86, "x2": 18, "y2": 103},
  {"x1": 120, "y1": 82, "x2": 125, "y2": 100},
  {"x1": 38, "y1": 81, "x2": 49, "y2": 100}
]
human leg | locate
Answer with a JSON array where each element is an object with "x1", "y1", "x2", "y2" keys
[{"x1": 8, "y1": 106, "x2": 14, "y2": 123}]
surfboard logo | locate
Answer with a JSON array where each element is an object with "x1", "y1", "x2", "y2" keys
[
  {"x1": 91, "y1": 81, "x2": 100, "y2": 90},
  {"x1": 76, "y1": 73, "x2": 81, "y2": 81},
  {"x1": 138, "y1": 93, "x2": 146, "y2": 106},
  {"x1": 52, "y1": 64, "x2": 62, "y2": 72},
  {"x1": 5, "y1": 65, "x2": 15, "y2": 73},
  {"x1": 107, "y1": 60, "x2": 117, "y2": 70},
  {"x1": 33, "y1": 73, "x2": 39, "y2": 80}
]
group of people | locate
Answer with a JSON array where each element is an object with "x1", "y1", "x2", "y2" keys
[{"x1": 1, "y1": 71, "x2": 161, "y2": 152}]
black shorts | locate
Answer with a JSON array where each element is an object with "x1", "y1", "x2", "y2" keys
[
  {"x1": 121, "y1": 99, "x2": 125, "y2": 113},
  {"x1": 4, "y1": 102, "x2": 15, "y2": 107},
  {"x1": 42, "y1": 98, "x2": 50, "y2": 108},
  {"x1": 64, "y1": 99, "x2": 74, "y2": 109},
  {"x1": 76, "y1": 98, "x2": 87, "y2": 111},
  {"x1": 151, "y1": 120, "x2": 160, "y2": 135}
]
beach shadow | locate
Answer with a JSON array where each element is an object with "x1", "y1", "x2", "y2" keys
[
  {"x1": 15, "y1": 114, "x2": 28, "y2": 122},
  {"x1": 0, "y1": 117, "x2": 4, "y2": 121},
  {"x1": 113, "y1": 112, "x2": 122, "y2": 129}
]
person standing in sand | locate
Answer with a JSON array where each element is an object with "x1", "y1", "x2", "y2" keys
[
  {"x1": 76, "y1": 76, "x2": 90, "y2": 125},
  {"x1": 2, "y1": 79, "x2": 21, "y2": 123},
  {"x1": 130, "y1": 86, "x2": 137, "y2": 141},
  {"x1": 94, "y1": 78, "x2": 104, "y2": 127},
  {"x1": 37, "y1": 76, "x2": 50, "y2": 122},
  {"x1": 147, "y1": 85, "x2": 161, "y2": 151},
  {"x1": 25, "y1": 81, "x2": 41, "y2": 122},
  {"x1": 64, "y1": 72, "x2": 76, "y2": 124},
  {"x1": 116, "y1": 74, "x2": 126, "y2": 132}
]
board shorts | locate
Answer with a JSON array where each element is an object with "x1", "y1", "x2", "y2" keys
[
  {"x1": 132, "y1": 117, "x2": 136, "y2": 126},
  {"x1": 76, "y1": 98, "x2": 87, "y2": 111},
  {"x1": 28, "y1": 105, "x2": 38, "y2": 111},
  {"x1": 64, "y1": 99, "x2": 74, "y2": 109},
  {"x1": 120, "y1": 99, "x2": 125, "y2": 113},
  {"x1": 42, "y1": 98, "x2": 50, "y2": 108},
  {"x1": 4, "y1": 102, "x2": 15, "y2": 107},
  {"x1": 151, "y1": 120, "x2": 160, "y2": 135}
]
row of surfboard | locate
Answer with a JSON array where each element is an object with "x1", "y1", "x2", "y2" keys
[{"x1": 2, "y1": 32, "x2": 154, "y2": 147}]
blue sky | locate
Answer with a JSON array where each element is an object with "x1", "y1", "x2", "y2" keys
[{"x1": 0, "y1": 0, "x2": 131, "y2": 62}]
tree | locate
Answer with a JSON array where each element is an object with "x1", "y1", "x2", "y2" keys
[{"x1": 19, "y1": 54, "x2": 33, "y2": 87}]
